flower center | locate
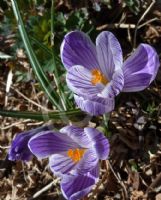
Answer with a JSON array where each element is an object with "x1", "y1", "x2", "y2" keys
[
  {"x1": 67, "y1": 148, "x2": 86, "y2": 163},
  {"x1": 91, "y1": 69, "x2": 108, "y2": 85}
]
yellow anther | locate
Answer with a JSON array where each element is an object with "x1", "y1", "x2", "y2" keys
[
  {"x1": 91, "y1": 69, "x2": 108, "y2": 85},
  {"x1": 67, "y1": 149, "x2": 74, "y2": 158},
  {"x1": 67, "y1": 148, "x2": 86, "y2": 163}
]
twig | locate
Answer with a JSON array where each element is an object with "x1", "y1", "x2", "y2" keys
[
  {"x1": 107, "y1": 160, "x2": 128, "y2": 200},
  {"x1": 89, "y1": 162, "x2": 109, "y2": 200},
  {"x1": 146, "y1": 172, "x2": 161, "y2": 193},
  {"x1": 127, "y1": 25, "x2": 132, "y2": 44},
  {"x1": 97, "y1": 16, "x2": 159, "y2": 33},
  {"x1": 30, "y1": 179, "x2": 59, "y2": 199},
  {"x1": 5, "y1": 69, "x2": 13, "y2": 106},
  {"x1": 138, "y1": 17, "x2": 160, "y2": 29},
  {"x1": 0, "y1": 119, "x2": 31, "y2": 130},
  {"x1": 1, "y1": 81, "x2": 49, "y2": 111},
  {"x1": 0, "y1": 145, "x2": 10, "y2": 149},
  {"x1": 133, "y1": 0, "x2": 156, "y2": 49},
  {"x1": 26, "y1": 121, "x2": 44, "y2": 126},
  {"x1": 96, "y1": 17, "x2": 159, "y2": 32},
  {"x1": 96, "y1": 23, "x2": 136, "y2": 31},
  {"x1": 30, "y1": 68, "x2": 41, "y2": 106},
  {"x1": 107, "y1": 160, "x2": 121, "y2": 184}
]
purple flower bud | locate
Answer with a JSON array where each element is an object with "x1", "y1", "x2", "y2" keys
[{"x1": 8, "y1": 125, "x2": 51, "y2": 161}]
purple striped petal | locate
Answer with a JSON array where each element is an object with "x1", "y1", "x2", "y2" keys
[
  {"x1": 84, "y1": 127, "x2": 110, "y2": 160},
  {"x1": 96, "y1": 31, "x2": 123, "y2": 80},
  {"x1": 98, "y1": 68, "x2": 124, "y2": 98},
  {"x1": 61, "y1": 164, "x2": 99, "y2": 200},
  {"x1": 74, "y1": 94, "x2": 114, "y2": 116},
  {"x1": 60, "y1": 31, "x2": 99, "y2": 70},
  {"x1": 49, "y1": 154, "x2": 76, "y2": 176},
  {"x1": 66, "y1": 65, "x2": 103, "y2": 97},
  {"x1": 122, "y1": 44, "x2": 160, "y2": 92},
  {"x1": 75, "y1": 149, "x2": 98, "y2": 175},
  {"x1": 50, "y1": 148, "x2": 98, "y2": 177},
  {"x1": 123, "y1": 73, "x2": 152, "y2": 92},
  {"x1": 28, "y1": 131, "x2": 79, "y2": 158},
  {"x1": 8, "y1": 125, "x2": 51, "y2": 161},
  {"x1": 60, "y1": 126, "x2": 92, "y2": 148}
]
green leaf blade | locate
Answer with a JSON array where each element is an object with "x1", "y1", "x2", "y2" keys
[{"x1": 11, "y1": 0, "x2": 63, "y2": 110}]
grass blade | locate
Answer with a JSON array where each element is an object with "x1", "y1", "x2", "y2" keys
[
  {"x1": 0, "y1": 109, "x2": 86, "y2": 121},
  {"x1": 11, "y1": 0, "x2": 63, "y2": 110},
  {"x1": 50, "y1": 0, "x2": 68, "y2": 110}
]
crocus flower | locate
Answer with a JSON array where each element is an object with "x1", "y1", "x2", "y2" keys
[
  {"x1": 60, "y1": 31, "x2": 160, "y2": 116},
  {"x1": 8, "y1": 125, "x2": 51, "y2": 161},
  {"x1": 28, "y1": 125, "x2": 110, "y2": 200}
]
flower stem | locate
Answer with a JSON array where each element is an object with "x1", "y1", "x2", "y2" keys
[{"x1": 103, "y1": 113, "x2": 111, "y2": 137}]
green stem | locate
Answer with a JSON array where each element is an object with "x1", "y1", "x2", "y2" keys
[
  {"x1": 51, "y1": 0, "x2": 67, "y2": 110},
  {"x1": 103, "y1": 113, "x2": 110, "y2": 136}
]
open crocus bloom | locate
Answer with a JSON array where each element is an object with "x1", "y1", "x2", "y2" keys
[
  {"x1": 28, "y1": 125, "x2": 110, "y2": 200},
  {"x1": 61, "y1": 31, "x2": 160, "y2": 116},
  {"x1": 8, "y1": 125, "x2": 51, "y2": 161}
]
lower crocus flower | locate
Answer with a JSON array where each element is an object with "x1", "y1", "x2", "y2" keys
[
  {"x1": 8, "y1": 125, "x2": 51, "y2": 161},
  {"x1": 28, "y1": 125, "x2": 110, "y2": 200},
  {"x1": 60, "y1": 31, "x2": 160, "y2": 116}
]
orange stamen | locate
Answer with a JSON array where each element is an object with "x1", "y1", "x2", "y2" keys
[
  {"x1": 67, "y1": 148, "x2": 86, "y2": 163},
  {"x1": 91, "y1": 69, "x2": 108, "y2": 85}
]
